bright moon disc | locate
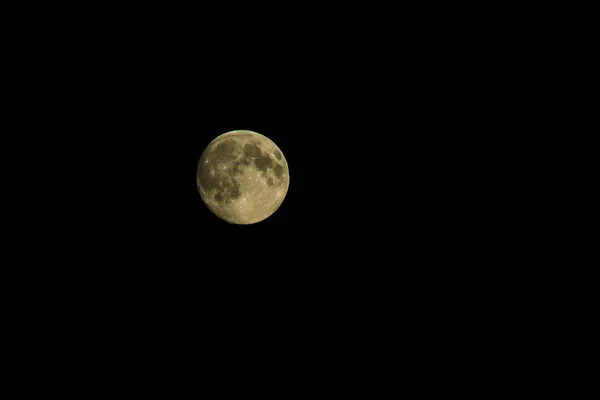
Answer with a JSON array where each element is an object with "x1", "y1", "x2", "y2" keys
[{"x1": 196, "y1": 130, "x2": 289, "y2": 224}]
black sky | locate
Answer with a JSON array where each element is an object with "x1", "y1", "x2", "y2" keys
[
  {"x1": 38, "y1": 8, "x2": 510, "y2": 289},
  {"x1": 19, "y1": 2, "x2": 524, "y2": 345},
  {"x1": 8, "y1": 5, "x2": 539, "y2": 386}
]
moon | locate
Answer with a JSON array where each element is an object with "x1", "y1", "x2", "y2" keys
[{"x1": 196, "y1": 130, "x2": 290, "y2": 224}]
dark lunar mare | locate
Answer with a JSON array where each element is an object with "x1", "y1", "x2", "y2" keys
[
  {"x1": 198, "y1": 138, "x2": 243, "y2": 204},
  {"x1": 231, "y1": 158, "x2": 250, "y2": 175},
  {"x1": 273, "y1": 164, "x2": 284, "y2": 178},
  {"x1": 211, "y1": 139, "x2": 239, "y2": 164},
  {"x1": 254, "y1": 152, "x2": 274, "y2": 173},
  {"x1": 243, "y1": 143, "x2": 262, "y2": 158},
  {"x1": 244, "y1": 143, "x2": 277, "y2": 174},
  {"x1": 198, "y1": 171, "x2": 242, "y2": 204}
]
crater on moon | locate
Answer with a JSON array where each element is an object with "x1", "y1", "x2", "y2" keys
[{"x1": 197, "y1": 130, "x2": 289, "y2": 224}]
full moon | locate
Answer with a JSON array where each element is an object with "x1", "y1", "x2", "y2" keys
[{"x1": 196, "y1": 130, "x2": 289, "y2": 224}]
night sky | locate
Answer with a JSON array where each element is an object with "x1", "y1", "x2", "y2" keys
[{"x1": 20, "y1": 6, "x2": 519, "y2": 382}]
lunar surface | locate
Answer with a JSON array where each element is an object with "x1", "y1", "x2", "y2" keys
[{"x1": 196, "y1": 130, "x2": 289, "y2": 224}]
